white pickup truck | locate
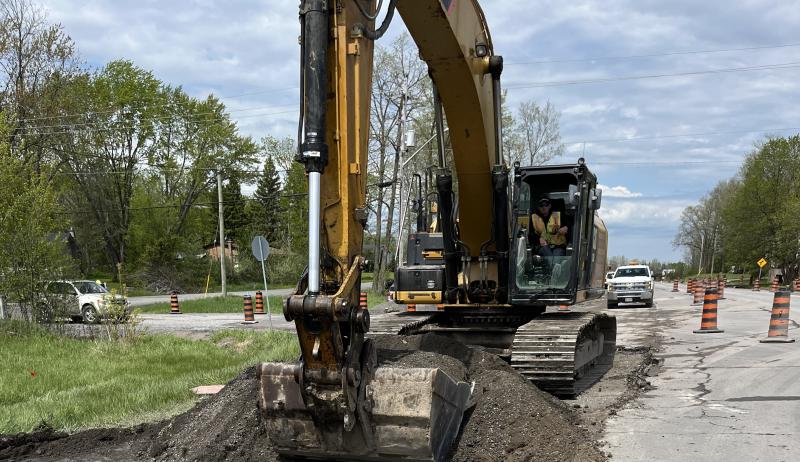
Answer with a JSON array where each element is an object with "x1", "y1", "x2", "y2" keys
[{"x1": 607, "y1": 264, "x2": 654, "y2": 308}]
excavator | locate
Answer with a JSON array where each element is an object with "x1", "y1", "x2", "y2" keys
[{"x1": 258, "y1": 1, "x2": 616, "y2": 460}]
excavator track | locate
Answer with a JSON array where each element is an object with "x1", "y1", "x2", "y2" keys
[
  {"x1": 366, "y1": 313, "x2": 436, "y2": 336},
  {"x1": 510, "y1": 312, "x2": 616, "y2": 397}
]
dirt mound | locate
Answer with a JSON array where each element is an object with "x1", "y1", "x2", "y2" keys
[{"x1": 0, "y1": 333, "x2": 605, "y2": 461}]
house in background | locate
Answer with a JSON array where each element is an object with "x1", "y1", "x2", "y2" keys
[{"x1": 204, "y1": 240, "x2": 238, "y2": 262}]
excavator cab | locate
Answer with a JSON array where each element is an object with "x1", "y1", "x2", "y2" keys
[{"x1": 510, "y1": 159, "x2": 606, "y2": 306}]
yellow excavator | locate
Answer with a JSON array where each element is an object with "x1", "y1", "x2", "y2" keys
[{"x1": 258, "y1": 1, "x2": 616, "y2": 460}]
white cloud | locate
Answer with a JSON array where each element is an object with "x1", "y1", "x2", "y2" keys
[
  {"x1": 597, "y1": 184, "x2": 642, "y2": 198},
  {"x1": 601, "y1": 200, "x2": 687, "y2": 226}
]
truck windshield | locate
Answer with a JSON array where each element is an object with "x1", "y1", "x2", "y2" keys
[{"x1": 615, "y1": 268, "x2": 648, "y2": 278}]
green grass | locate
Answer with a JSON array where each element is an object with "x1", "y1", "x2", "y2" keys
[
  {"x1": 205, "y1": 282, "x2": 293, "y2": 293},
  {"x1": 136, "y1": 295, "x2": 286, "y2": 314},
  {"x1": 0, "y1": 320, "x2": 299, "y2": 434},
  {"x1": 138, "y1": 292, "x2": 388, "y2": 315}
]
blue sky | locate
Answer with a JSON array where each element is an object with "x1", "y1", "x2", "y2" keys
[{"x1": 44, "y1": 0, "x2": 800, "y2": 261}]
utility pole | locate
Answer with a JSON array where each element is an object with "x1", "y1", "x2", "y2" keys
[
  {"x1": 217, "y1": 167, "x2": 227, "y2": 296},
  {"x1": 394, "y1": 76, "x2": 410, "y2": 268},
  {"x1": 697, "y1": 231, "x2": 705, "y2": 276}
]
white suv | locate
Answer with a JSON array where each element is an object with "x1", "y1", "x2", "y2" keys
[
  {"x1": 44, "y1": 280, "x2": 131, "y2": 323},
  {"x1": 607, "y1": 265, "x2": 654, "y2": 308}
]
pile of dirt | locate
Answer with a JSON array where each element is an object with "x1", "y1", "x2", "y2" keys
[
  {"x1": 375, "y1": 334, "x2": 605, "y2": 462},
  {"x1": 1, "y1": 333, "x2": 606, "y2": 461}
]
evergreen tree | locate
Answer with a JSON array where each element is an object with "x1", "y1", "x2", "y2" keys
[
  {"x1": 252, "y1": 158, "x2": 283, "y2": 243},
  {"x1": 222, "y1": 177, "x2": 247, "y2": 242},
  {"x1": 279, "y1": 163, "x2": 309, "y2": 253}
]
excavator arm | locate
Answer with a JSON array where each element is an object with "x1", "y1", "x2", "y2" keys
[{"x1": 258, "y1": 1, "x2": 498, "y2": 460}]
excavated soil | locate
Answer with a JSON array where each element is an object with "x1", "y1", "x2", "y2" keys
[{"x1": 0, "y1": 333, "x2": 629, "y2": 462}]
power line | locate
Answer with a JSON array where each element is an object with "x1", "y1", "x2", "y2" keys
[
  {"x1": 16, "y1": 108, "x2": 299, "y2": 137},
  {"x1": 14, "y1": 103, "x2": 296, "y2": 132},
  {"x1": 506, "y1": 61, "x2": 800, "y2": 89},
  {"x1": 505, "y1": 42, "x2": 800, "y2": 66},
  {"x1": 53, "y1": 195, "x2": 308, "y2": 216},
  {"x1": 11, "y1": 85, "x2": 299, "y2": 125},
  {"x1": 563, "y1": 126, "x2": 800, "y2": 145}
]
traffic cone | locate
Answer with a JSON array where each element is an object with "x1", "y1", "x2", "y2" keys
[
  {"x1": 407, "y1": 304, "x2": 416, "y2": 313},
  {"x1": 693, "y1": 288, "x2": 724, "y2": 334},
  {"x1": 718, "y1": 278, "x2": 726, "y2": 300},
  {"x1": 687, "y1": 279, "x2": 694, "y2": 295},
  {"x1": 759, "y1": 291, "x2": 794, "y2": 343},
  {"x1": 241, "y1": 295, "x2": 258, "y2": 324},
  {"x1": 359, "y1": 292, "x2": 368, "y2": 310},
  {"x1": 672, "y1": 280, "x2": 679, "y2": 292},
  {"x1": 254, "y1": 290, "x2": 265, "y2": 315},
  {"x1": 770, "y1": 277, "x2": 779, "y2": 293},
  {"x1": 753, "y1": 278, "x2": 761, "y2": 292},
  {"x1": 692, "y1": 281, "x2": 705, "y2": 306},
  {"x1": 794, "y1": 279, "x2": 800, "y2": 292},
  {"x1": 170, "y1": 292, "x2": 181, "y2": 314}
]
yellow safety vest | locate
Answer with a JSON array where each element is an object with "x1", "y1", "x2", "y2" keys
[{"x1": 532, "y1": 212, "x2": 566, "y2": 246}]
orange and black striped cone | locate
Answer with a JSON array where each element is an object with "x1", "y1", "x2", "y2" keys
[
  {"x1": 169, "y1": 292, "x2": 181, "y2": 314},
  {"x1": 672, "y1": 280, "x2": 679, "y2": 292},
  {"x1": 753, "y1": 278, "x2": 761, "y2": 292},
  {"x1": 241, "y1": 295, "x2": 258, "y2": 324},
  {"x1": 254, "y1": 291, "x2": 265, "y2": 315},
  {"x1": 687, "y1": 279, "x2": 694, "y2": 295},
  {"x1": 359, "y1": 292, "x2": 368, "y2": 310},
  {"x1": 694, "y1": 288, "x2": 724, "y2": 334},
  {"x1": 759, "y1": 291, "x2": 794, "y2": 343},
  {"x1": 770, "y1": 277, "x2": 779, "y2": 293},
  {"x1": 794, "y1": 279, "x2": 800, "y2": 292},
  {"x1": 407, "y1": 303, "x2": 417, "y2": 313},
  {"x1": 718, "y1": 278, "x2": 726, "y2": 300},
  {"x1": 692, "y1": 281, "x2": 705, "y2": 306}
]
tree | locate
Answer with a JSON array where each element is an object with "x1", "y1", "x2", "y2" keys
[
  {"x1": 0, "y1": 119, "x2": 68, "y2": 321},
  {"x1": 505, "y1": 100, "x2": 564, "y2": 166},
  {"x1": 721, "y1": 136, "x2": 800, "y2": 281},
  {"x1": 280, "y1": 163, "x2": 308, "y2": 254},
  {"x1": 222, "y1": 177, "x2": 247, "y2": 242},
  {"x1": 251, "y1": 157, "x2": 283, "y2": 243},
  {"x1": 673, "y1": 179, "x2": 738, "y2": 274},
  {"x1": 0, "y1": 0, "x2": 80, "y2": 169},
  {"x1": 368, "y1": 34, "x2": 428, "y2": 293}
]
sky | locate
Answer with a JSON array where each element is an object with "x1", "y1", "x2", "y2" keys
[{"x1": 43, "y1": 0, "x2": 800, "y2": 262}]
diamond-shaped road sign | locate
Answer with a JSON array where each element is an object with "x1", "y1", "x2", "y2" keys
[{"x1": 757, "y1": 258, "x2": 767, "y2": 268}]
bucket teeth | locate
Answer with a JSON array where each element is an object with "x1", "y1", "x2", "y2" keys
[{"x1": 259, "y1": 363, "x2": 471, "y2": 461}]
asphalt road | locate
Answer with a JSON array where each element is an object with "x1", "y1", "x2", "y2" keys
[
  {"x1": 128, "y1": 282, "x2": 373, "y2": 307},
  {"x1": 604, "y1": 283, "x2": 800, "y2": 462}
]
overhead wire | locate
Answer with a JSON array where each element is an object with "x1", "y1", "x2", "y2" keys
[
  {"x1": 505, "y1": 42, "x2": 800, "y2": 66},
  {"x1": 506, "y1": 61, "x2": 800, "y2": 89}
]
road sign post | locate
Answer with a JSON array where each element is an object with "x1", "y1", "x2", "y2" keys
[
  {"x1": 757, "y1": 258, "x2": 767, "y2": 289},
  {"x1": 251, "y1": 235, "x2": 273, "y2": 329}
]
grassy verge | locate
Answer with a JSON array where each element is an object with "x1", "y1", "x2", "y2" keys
[
  {"x1": 0, "y1": 320, "x2": 299, "y2": 434},
  {"x1": 138, "y1": 292, "x2": 388, "y2": 315}
]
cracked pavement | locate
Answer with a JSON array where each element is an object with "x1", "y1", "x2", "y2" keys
[{"x1": 603, "y1": 283, "x2": 800, "y2": 462}]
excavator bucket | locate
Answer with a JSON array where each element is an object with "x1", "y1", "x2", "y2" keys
[{"x1": 259, "y1": 362, "x2": 472, "y2": 461}]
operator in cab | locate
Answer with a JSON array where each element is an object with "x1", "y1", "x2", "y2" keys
[{"x1": 532, "y1": 197, "x2": 568, "y2": 257}]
